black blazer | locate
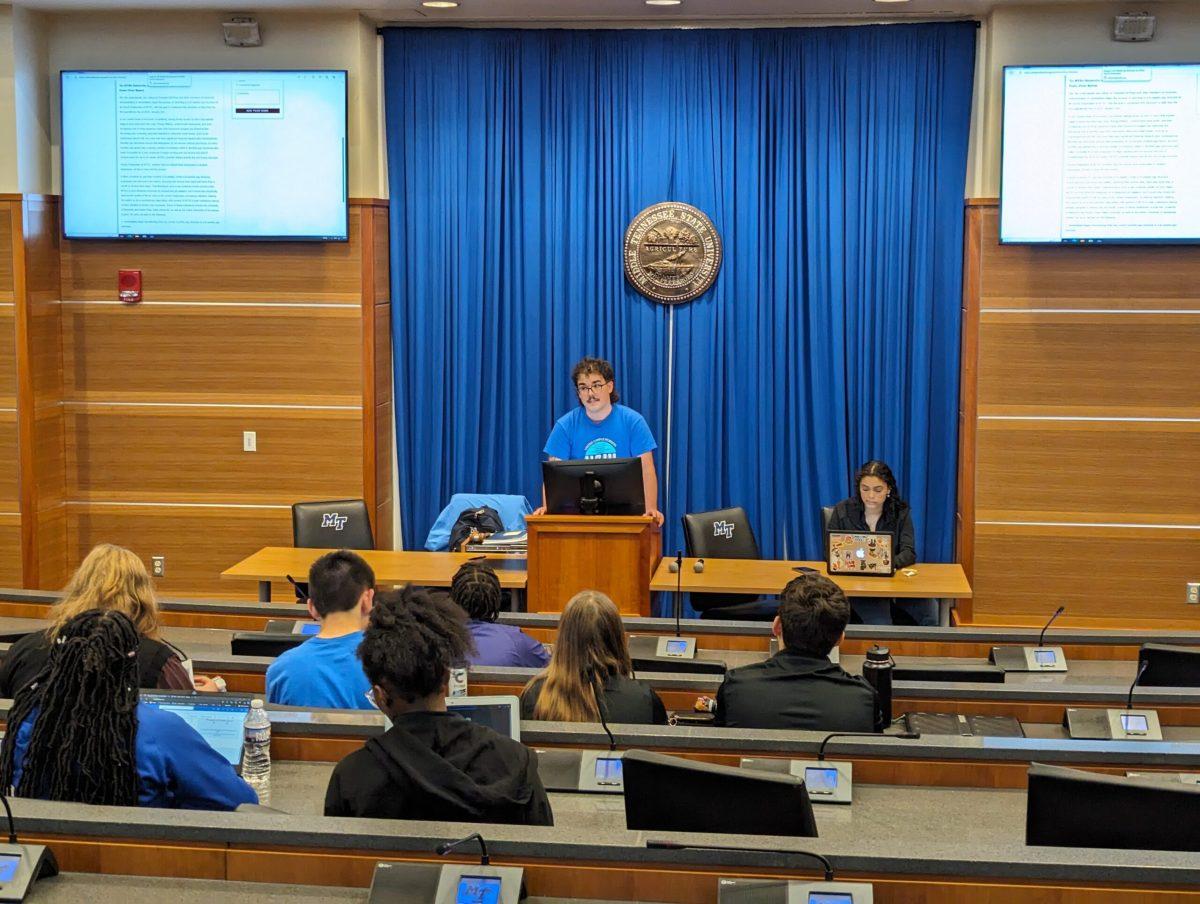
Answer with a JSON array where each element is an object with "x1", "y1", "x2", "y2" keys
[
  {"x1": 715, "y1": 649, "x2": 876, "y2": 732},
  {"x1": 827, "y1": 497, "x2": 917, "y2": 568},
  {"x1": 520, "y1": 673, "x2": 667, "y2": 725}
]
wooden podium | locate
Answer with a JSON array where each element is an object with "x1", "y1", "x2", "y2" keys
[{"x1": 525, "y1": 514, "x2": 661, "y2": 616}]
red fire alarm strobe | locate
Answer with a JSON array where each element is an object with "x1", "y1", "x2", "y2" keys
[{"x1": 118, "y1": 269, "x2": 142, "y2": 303}]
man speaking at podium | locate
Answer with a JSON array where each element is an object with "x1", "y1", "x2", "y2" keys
[{"x1": 534, "y1": 356, "x2": 663, "y2": 524}]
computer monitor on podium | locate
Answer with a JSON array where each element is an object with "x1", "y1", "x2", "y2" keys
[
  {"x1": 543, "y1": 457, "x2": 644, "y2": 516},
  {"x1": 622, "y1": 749, "x2": 818, "y2": 837},
  {"x1": 1138, "y1": 644, "x2": 1200, "y2": 687}
]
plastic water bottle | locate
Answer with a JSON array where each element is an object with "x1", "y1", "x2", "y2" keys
[
  {"x1": 449, "y1": 667, "x2": 468, "y2": 697},
  {"x1": 242, "y1": 699, "x2": 272, "y2": 805}
]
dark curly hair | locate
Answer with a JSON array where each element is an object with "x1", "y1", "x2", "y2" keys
[
  {"x1": 359, "y1": 587, "x2": 473, "y2": 703},
  {"x1": 570, "y1": 356, "x2": 620, "y2": 405},
  {"x1": 0, "y1": 609, "x2": 140, "y2": 806},
  {"x1": 450, "y1": 561, "x2": 503, "y2": 623},
  {"x1": 778, "y1": 574, "x2": 850, "y2": 657}
]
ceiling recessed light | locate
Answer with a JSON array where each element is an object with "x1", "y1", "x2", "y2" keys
[
  {"x1": 645, "y1": 0, "x2": 682, "y2": 5},
  {"x1": 873, "y1": 0, "x2": 912, "y2": 3},
  {"x1": 422, "y1": 1, "x2": 459, "y2": 7}
]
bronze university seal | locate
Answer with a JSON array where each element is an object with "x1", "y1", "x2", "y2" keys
[{"x1": 624, "y1": 202, "x2": 721, "y2": 304}]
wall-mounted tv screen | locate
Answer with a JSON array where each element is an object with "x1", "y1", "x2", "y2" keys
[
  {"x1": 1000, "y1": 63, "x2": 1200, "y2": 244},
  {"x1": 61, "y1": 70, "x2": 348, "y2": 241}
]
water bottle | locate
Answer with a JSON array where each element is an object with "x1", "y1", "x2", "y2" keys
[
  {"x1": 862, "y1": 645, "x2": 895, "y2": 734},
  {"x1": 242, "y1": 699, "x2": 272, "y2": 805},
  {"x1": 449, "y1": 667, "x2": 468, "y2": 698}
]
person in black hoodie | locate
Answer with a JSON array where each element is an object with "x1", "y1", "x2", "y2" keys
[
  {"x1": 827, "y1": 459, "x2": 936, "y2": 626},
  {"x1": 323, "y1": 586, "x2": 553, "y2": 826}
]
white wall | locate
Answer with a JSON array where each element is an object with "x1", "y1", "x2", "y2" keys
[
  {"x1": 38, "y1": 9, "x2": 382, "y2": 197},
  {"x1": 0, "y1": 6, "x2": 18, "y2": 193},
  {"x1": 970, "y1": 1, "x2": 1200, "y2": 197},
  {"x1": 11, "y1": 5, "x2": 50, "y2": 194}
]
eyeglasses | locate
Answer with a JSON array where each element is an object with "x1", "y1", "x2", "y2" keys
[{"x1": 576, "y1": 380, "x2": 610, "y2": 394}]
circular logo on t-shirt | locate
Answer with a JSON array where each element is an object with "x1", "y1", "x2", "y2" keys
[{"x1": 583, "y1": 438, "x2": 618, "y2": 460}]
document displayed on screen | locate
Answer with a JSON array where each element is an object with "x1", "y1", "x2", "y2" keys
[
  {"x1": 1000, "y1": 64, "x2": 1200, "y2": 243},
  {"x1": 62, "y1": 70, "x2": 347, "y2": 240}
]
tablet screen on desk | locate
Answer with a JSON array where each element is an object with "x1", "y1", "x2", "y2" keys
[
  {"x1": 665, "y1": 639, "x2": 688, "y2": 655},
  {"x1": 808, "y1": 895, "x2": 854, "y2": 904},
  {"x1": 1121, "y1": 714, "x2": 1149, "y2": 732},
  {"x1": 293, "y1": 622, "x2": 321, "y2": 636},
  {"x1": 595, "y1": 757, "x2": 624, "y2": 785},
  {"x1": 1034, "y1": 649, "x2": 1057, "y2": 665},
  {"x1": 456, "y1": 876, "x2": 501, "y2": 904},
  {"x1": 0, "y1": 855, "x2": 19, "y2": 884},
  {"x1": 804, "y1": 767, "x2": 839, "y2": 795}
]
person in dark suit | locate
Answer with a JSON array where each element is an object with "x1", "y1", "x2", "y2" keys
[
  {"x1": 827, "y1": 459, "x2": 937, "y2": 626},
  {"x1": 713, "y1": 573, "x2": 876, "y2": 732},
  {"x1": 521, "y1": 590, "x2": 666, "y2": 725}
]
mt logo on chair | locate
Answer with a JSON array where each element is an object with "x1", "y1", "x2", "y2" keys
[
  {"x1": 321, "y1": 513, "x2": 349, "y2": 531},
  {"x1": 713, "y1": 521, "x2": 735, "y2": 540}
]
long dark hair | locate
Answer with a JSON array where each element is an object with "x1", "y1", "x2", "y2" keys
[
  {"x1": 0, "y1": 609, "x2": 140, "y2": 805},
  {"x1": 853, "y1": 460, "x2": 905, "y2": 513}
]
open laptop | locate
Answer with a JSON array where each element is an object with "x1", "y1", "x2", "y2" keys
[
  {"x1": 446, "y1": 695, "x2": 521, "y2": 742},
  {"x1": 140, "y1": 691, "x2": 252, "y2": 771},
  {"x1": 826, "y1": 531, "x2": 895, "y2": 577}
]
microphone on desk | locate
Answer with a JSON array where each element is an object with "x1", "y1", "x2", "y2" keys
[
  {"x1": 646, "y1": 841, "x2": 834, "y2": 881},
  {"x1": 436, "y1": 832, "x2": 490, "y2": 865},
  {"x1": 1039, "y1": 606, "x2": 1066, "y2": 648},
  {"x1": 1127, "y1": 659, "x2": 1150, "y2": 712},
  {"x1": 817, "y1": 731, "x2": 920, "y2": 762},
  {"x1": 672, "y1": 550, "x2": 684, "y2": 638},
  {"x1": 587, "y1": 666, "x2": 617, "y2": 751}
]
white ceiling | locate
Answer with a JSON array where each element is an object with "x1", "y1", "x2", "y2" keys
[{"x1": 11, "y1": 0, "x2": 1112, "y2": 24}]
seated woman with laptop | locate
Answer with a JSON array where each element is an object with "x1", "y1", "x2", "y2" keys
[
  {"x1": 0, "y1": 609, "x2": 255, "y2": 811},
  {"x1": 521, "y1": 590, "x2": 667, "y2": 725},
  {"x1": 827, "y1": 459, "x2": 936, "y2": 626}
]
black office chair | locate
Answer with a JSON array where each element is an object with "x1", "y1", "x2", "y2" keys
[
  {"x1": 292, "y1": 499, "x2": 375, "y2": 550},
  {"x1": 820, "y1": 504, "x2": 835, "y2": 533},
  {"x1": 680, "y1": 507, "x2": 777, "y2": 621}
]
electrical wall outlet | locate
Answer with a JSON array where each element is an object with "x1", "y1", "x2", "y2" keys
[
  {"x1": 1188, "y1": 583, "x2": 1200, "y2": 605},
  {"x1": 151, "y1": 556, "x2": 165, "y2": 578},
  {"x1": 243, "y1": 431, "x2": 257, "y2": 452}
]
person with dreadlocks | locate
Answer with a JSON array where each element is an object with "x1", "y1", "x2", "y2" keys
[
  {"x1": 0, "y1": 609, "x2": 255, "y2": 810},
  {"x1": 324, "y1": 587, "x2": 553, "y2": 825},
  {"x1": 450, "y1": 561, "x2": 549, "y2": 669},
  {"x1": 0, "y1": 543, "x2": 221, "y2": 697}
]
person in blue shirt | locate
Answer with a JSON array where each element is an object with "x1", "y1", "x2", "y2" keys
[
  {"x1": 535, "y1": 356, "x2": 663, "y2": 524},
  {"x1": 0, "y1": 609, "x2": 255, "y2": 811},
  {"x1": 266, "y1": 549, "x2": 376, "y2": 710},
  {"x1": 450, "y1": 561, "x2": 549, "y2": 669}
]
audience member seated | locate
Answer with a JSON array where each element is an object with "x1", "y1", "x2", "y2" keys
[
  {"x1": 451, "y1": 561, "x2": 549, "y2": 669},
  {"x1": 521, "y1": 590, "x2": 667, "y2": 725},
  {"x1": 0, "y1": 609, "x2": 255, "y2": 811},
  {"x1": 713, "y1": 573, "x2": 876, "y2": 732},
  {"x1": 266, "y1": 549, "x2": 376, "y2": 710},
  {"x1": 828, "y1": 459, "x2": 936, "y2": 626},
  {"x1": 0, "y1": 543, "x2": 220, "y2": 697},
  {"x1": 324, "y1": 587, "x2": 553, "y2": 825}
]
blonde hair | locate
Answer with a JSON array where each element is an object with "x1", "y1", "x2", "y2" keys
[
  {"x1": 524, "y1": 590, "x2": 632, "y2": 722},
  {"x1": 49, "y1": 544, "x2": 161, "y2": 641}
]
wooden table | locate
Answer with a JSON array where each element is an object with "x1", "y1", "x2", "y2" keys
[
  {"x1": 649, "y1": 557, "x2": 972, "y2": 598},
  {"x1": 222, "y1": 547, "x2": 527, "y2": 601}
]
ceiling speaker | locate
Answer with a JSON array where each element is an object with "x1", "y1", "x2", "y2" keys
[{"x1": 222, "y1": 16, "x2": 262, "y2": 47}]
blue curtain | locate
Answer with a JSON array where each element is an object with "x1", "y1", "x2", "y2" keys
[{"x1": 383, "y1": 24, "x2": 976, "y2": 615}]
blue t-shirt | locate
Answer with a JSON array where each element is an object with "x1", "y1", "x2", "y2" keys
[
  {"x1": 266, "y1": 630, "x2": 373, "y2": 711},
  {"x1": 468, "y1": 620, "x2": 551, "y2": 669},
  {"x1": 543, "y1": 404, "x2": 657, "y2": 461},
  {"x1": 11, "y1": 702, "x2": 256, "y2": 811}
]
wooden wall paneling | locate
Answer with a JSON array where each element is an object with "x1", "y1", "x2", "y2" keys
[
  {"x1": 956, "y1": 203, "x2": 984, "y2": 616},
  {"x1": 977, "y1": 420, "x2": 1200, "y2": 522},
  {"x1": 60, "y1": 303, "x2": 363, "y2": 405},
  {"x1": 0, "y1": 410, "x2": 16, "y2": 510},
  {"x1": 64, "y1": 405, "x2": 363, "y2": 504},
  {"x1": 0, "y1": 306, "x2": 15, "y2": 406},
  {"x1": 68, "y1": 503, "x2": 295, "y2": 598},
  {"x1": 373, "y1": 205, "x2": 390, "y2": 305},
  {"x1": 0, "y1": 200, "x2": 14, "y2": 303},
  {"x1": 24, "y1": 835, "x2": 226, "y2": 879},
  {"x1": 972, "y1": 523, "x2": 1200, "y2": 624},
  {"x1": 360, "y1": 204, "x2": 379, "y2": 537},
  {"x1": 0, "y1": 514, "x2": 21, "y2": 586},
  {"x1": 59, "y1": 207, "x2": 364, "y2": 303},
  {"x1": 977, "y1": 313, "x2": 1200, "y2": 418}
]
